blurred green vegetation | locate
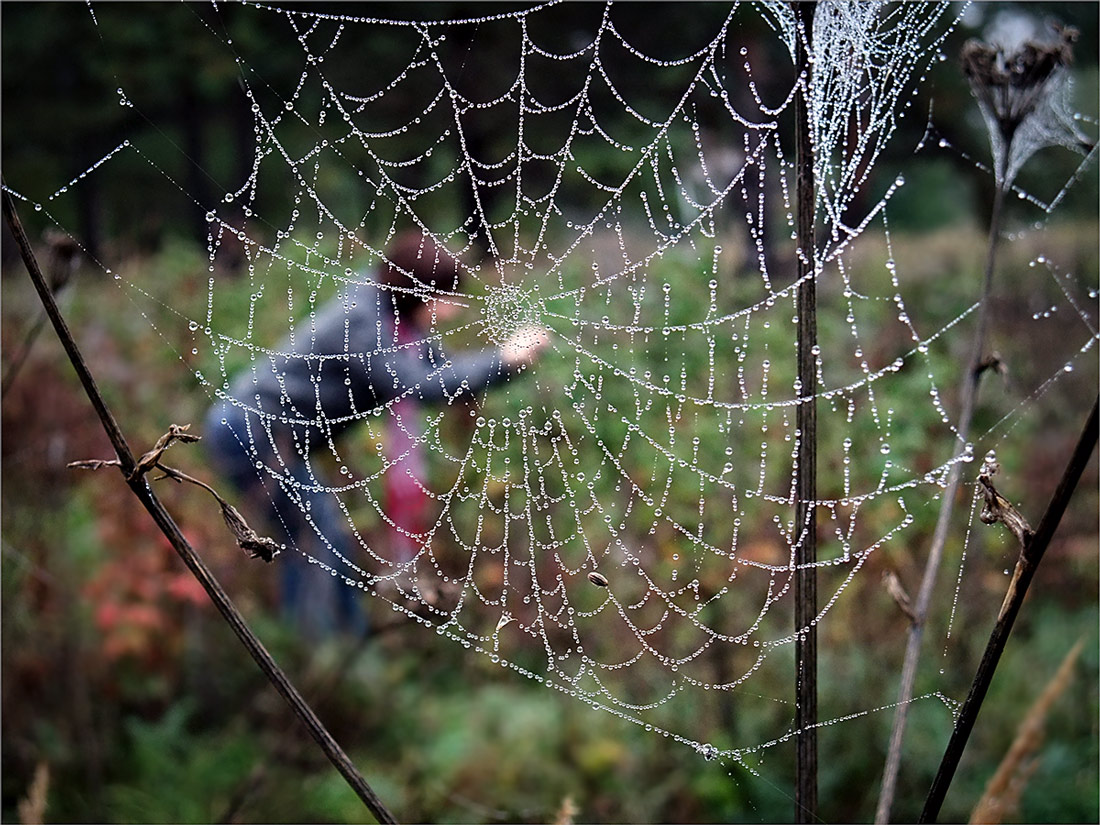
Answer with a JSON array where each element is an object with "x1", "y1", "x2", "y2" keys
[
  {"x1": 4, "y1": 217, "x2": 1097, "y2": 822},
  {"x1": 3, "y1": 2, "x2": 1098, "y2": 824}
]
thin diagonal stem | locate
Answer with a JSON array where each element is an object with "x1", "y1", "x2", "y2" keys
[
  {"x1": 1, "y1": 309, "x2": 50, "y2": 398},
  {"x1": 875, "y1": 156, "x2": 1008, "y2": 825},
  {"x1": 794, "y1": 3, "x2": 818, "y2": 821},
  {"x1": 2, "y1": 185, "x2": 397, "y2": 825},
  {"x1": 921, "y1": 397, "x2": 1097, "y2": 821}
]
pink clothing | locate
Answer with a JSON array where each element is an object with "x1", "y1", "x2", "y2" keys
[{"x1": 384, "y1": 318, "x2": 431, "y2": 563}]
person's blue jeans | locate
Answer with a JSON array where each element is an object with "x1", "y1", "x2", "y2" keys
[{"x1": 203, "y1": 398, "x2": 367, "y2": 641}]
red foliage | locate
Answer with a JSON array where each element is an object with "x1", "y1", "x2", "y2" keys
[{"x1": 83, "y1": 523, "x2": 210, "y2": 667}]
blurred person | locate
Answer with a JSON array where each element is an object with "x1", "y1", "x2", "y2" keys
[{"x1": 204, "y1": 232, "x2": 548, "y2": 640}]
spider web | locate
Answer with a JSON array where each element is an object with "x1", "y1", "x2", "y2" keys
[{"x1": 8, "y1": 0, "x2": 1097, "y2": 784}]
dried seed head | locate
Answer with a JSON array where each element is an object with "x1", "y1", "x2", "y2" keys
[
  {"x1": 587, "y1": 571, "x2": 608, "y2": 587},
  {"x1": 961, "y1": 32, "x2": 1073, "y2": 138},
  {"x1": 960, "y1": 23, "x2": 1087, "y2": 186}
]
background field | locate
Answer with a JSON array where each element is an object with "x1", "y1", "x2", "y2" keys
[{"x1": 3, "y1": 3, "x2": 1098, "y2": 823}]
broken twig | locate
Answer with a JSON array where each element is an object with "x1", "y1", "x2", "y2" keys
[{"x1": 882, "y1": 570, "x2": 917, "y2": 624}]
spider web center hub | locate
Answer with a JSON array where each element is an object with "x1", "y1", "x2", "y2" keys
[{"x1": 481, "y1": 282, "x2": 543, "y2": 347}]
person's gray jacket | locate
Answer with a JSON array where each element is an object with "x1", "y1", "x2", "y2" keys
[{"x1": 232, "y1": 275, "x2": 510, "y2": 437}]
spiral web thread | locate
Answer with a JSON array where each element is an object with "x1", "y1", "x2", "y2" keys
[{"x1": 9, "y1": 0, "x2": 1098, "y2": 774}]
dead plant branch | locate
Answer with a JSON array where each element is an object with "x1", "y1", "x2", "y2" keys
[
  {"x1": 1, "y1": 230, "x2": 79, "y2": 400},
  {"x1": 921, "y1": 397, "x2": 1097, "y2": 822},
  {"x1": 68, "y1": 458, "x2": 122, "y2": 471},
  {"x1": 69, "y1": 425, "x2": 280, "y2": 563},
  {"x1": 3, "y1": 184, "x2": 396, "y2": 824},
  {"x1": 876, "y1": 64, "x2": 1012, "y2": 822},
  {"x1": 793, "y1": 4, "x2": 819, "y2": 819}
]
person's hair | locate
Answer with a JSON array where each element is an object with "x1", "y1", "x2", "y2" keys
[{"x1": 380, "y1": 231, "x2": 464, "y2": 318}]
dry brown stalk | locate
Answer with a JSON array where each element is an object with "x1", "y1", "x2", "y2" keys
[
  {"x1": 968, "y1": 638, "x2": 1084, "y2": 825},
  {"x1": 793, "y1": 4, "x2": 819, "y2": 819},
  {"x1": 921, "y1": 398, "x2": 1097, "y2": 822},
  {"x1": 17, "y1": 762, "x2": 49, "y2": 825},
  {"x1": 875, "y1": 27, "x2": 1085, "y2": 821},
  {"x1": 882, "y1": 569, "x2": 917, "y2": 624},
  {"x1": 553, "y1": 795, "x2": 579, "y2": 825}
]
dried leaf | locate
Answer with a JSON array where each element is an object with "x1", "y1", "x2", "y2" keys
[
  {"x1": 219, "y1": 500, "x2": 280, "y2": 563},
  {"x1": 977, "y1": 351, "x2": 1010, "y2": 386},
  {"x1": 130, "y1": 423, "x2": 201, "y2": 481},
  {"x1": 978, "y1": 460, "x2": 1033, "y2": 549}
]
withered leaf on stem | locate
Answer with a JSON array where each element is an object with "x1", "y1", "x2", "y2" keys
[
  {"x1": 130, "y1": 423, "x2": 201, "y2": 481},
  {"x1": 220, "y1": 500, "x2": 281, "y2": 563},
  {"x1": 978, "y1": 462, "x2": 1034, "y2": 550},
  {"x1": 71, "y1": 435, "x2": 280, "y2": 564}
]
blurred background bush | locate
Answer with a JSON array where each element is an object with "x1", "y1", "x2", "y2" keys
[{"x1": 2, "y1": 3, "x2": 1097, "y2": 822}]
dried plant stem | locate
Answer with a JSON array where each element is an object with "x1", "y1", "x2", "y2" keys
[
  {"x1": 2, "y1": 231, "x2": 76, "y2": 400},
  {"x1": 921, "y1": 397, "x2": 1097, "y2": 822},
  {"x1": 17, "y1": 762, "x2": 49, "y2": 825},
  {"x1": 874, "y1": 159, "x2": 1008, "y2": 825},
  {"x1": 968, "y1": 637, "x2": 1084, "y2": 825},
  {"x1": 2, "y1": 186, "x2": 397, "y2": 825},
  {"x1": 1, "y1": 309, "x2": 50, "y2": 399},
  {"x1": 793, "y1": 2, "x2": 818, "y2": 821}
]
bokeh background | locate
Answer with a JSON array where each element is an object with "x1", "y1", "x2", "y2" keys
[{"x1": 3, "y1": 3, "x2": 1097, "y2": 822}]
